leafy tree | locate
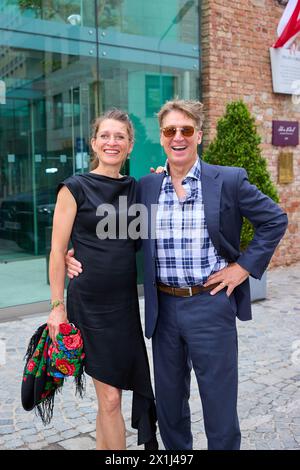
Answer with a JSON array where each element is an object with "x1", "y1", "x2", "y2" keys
[
  {"x1": 97, "y1": 0, "x2": 123, "y2": 29},
  {"x1": 18, "y1": 0, "x2": 124, "y2": 28},
  {"x1": 18, "y1": 0, "x2": 76, "y2": 19},
  {"x1": 203, "y1": 100, "x2": 279, "y2": 250}
]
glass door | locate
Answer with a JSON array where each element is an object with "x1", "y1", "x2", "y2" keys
[
  {"x1": 0, "y1": 42, "x2": 97, "y2": 307},
  {"x1": 0, "y1": 97, "x2": 34, "y2": 259}
]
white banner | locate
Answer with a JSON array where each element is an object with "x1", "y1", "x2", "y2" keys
[{"x1": 270, "y1": 47, "x2": 300, "y2": 94}]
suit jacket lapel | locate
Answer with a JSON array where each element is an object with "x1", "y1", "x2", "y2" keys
[
  {"x1": 148, "y1": 174, "x2": 164, "y2": 256},
  {"x1": 201, "y1": 160, "x2": 222, "y2": 252}
]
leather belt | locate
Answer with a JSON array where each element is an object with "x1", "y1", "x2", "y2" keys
[{"x1": 157, "y1": 282, "x2": 221, "y2": 297}]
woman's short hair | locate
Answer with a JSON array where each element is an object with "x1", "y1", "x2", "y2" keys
[
  {"x1": 91, "y1": 108, "x2": 134, "y2": 142},
  {"x1": 90, "y1": 108, "x2": 134, "y2": 169}
]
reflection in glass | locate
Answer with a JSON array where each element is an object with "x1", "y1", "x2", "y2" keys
[
  {"x1": 3, "y1": 0, "x2": 96, "y2": 27},
  {"x1": 101, "y1": 0, "x2": 198, "y2": 44},
  {"x1": 145, "y1": 75, "x2": 176, "y2": 118},
  {"x1": 53, "y1": 93, "x2": 63, "y2": 129},
  {"x1": 0, "y1": 0, "x2": 200, "y2": 306},
  {"x1": 0, "y1": 44, "x2": 97, "y2": 260}
]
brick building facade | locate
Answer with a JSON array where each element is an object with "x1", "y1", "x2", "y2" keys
[{"x1": 201, "y1": 0, "x2": 300, "y2": 267}]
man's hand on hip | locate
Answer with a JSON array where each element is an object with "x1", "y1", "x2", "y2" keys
[
  {"x1": 65, "y1": 248, "x2": 82, "y2": 279},
  {"x1": 204, "y1": 263, "x2": 250, "y2": 296}
]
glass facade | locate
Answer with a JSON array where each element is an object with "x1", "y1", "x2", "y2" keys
[{"x1": 0, "y1": 0, "x2": 200, "y2": 308}]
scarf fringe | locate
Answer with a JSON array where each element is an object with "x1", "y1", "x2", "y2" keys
[
  {"x1": 74, "y1": 370, "x2": 86, "y2": 399},
  {"x1": 35, "y1": 386, "x2": 63, "y2": 426},
  {"x1": 35, "y1": 394, "x2": 55, "y2": 426},
  {"x1": 23, "y1": 324, "x2": 46, "y2": 363}
]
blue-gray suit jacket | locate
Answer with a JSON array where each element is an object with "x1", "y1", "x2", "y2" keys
[{"x1": 137, "y1": 160, "x2": 288, "y2": 339}]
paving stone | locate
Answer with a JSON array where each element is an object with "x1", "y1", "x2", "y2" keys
[
  {"x1": 254, "y1": 441, "x2": 271, "y2": 450},
  {"x1": 67, "y1": 417, "x2": 90, "y2": 427},
  {"x1": 259, "y1": 396, "x2": 274, "y2": 405},
  {"x1": 16, "y1": 421, "x2": 37, "y2": 431},
  {"x1": 0, "y1": 420, "x2": 14, "y2": 426},
  {"x1": 75, "y1": 407, "x2": 96, "y2": 414},
  {"x1": 0, "y1": 426, "x2": 14, "y2": 435},
  {"x1": 63, "y1": 411, "x2": 80, "y2": 419},
  {"x1": 239, "y1": 380, "x2": 266, "y2": 394},
  {"x1": 3, "y1": 438, "x2": 24, "y2": 449},
  {"x1": 275, "y1": 421, "x2": 292, "y2": 431},
  {"x1": 77, "y1": 424, "x2": 95, "y2": 433},
  {"x1": 53, "y1": 422, "x2": 74, "y2": 433},
  {"x1": 43, "y1": 428, "x2": 61, "y2": 437},
  {"x1": 240, "y1": 414, "x2": 273, "y2": 431},
  {"x1": 281, "y1": 439, "x2": 299, "y2": 449},
  {"x1": 59, "y1": 436, "x2": 95, "y2": 450},
  {"x1": 86, "y1": 413, "x2": 97, "y2": 423},
  {"x1": 255, "y1": 424, "x2": 275, "y2": 433},
  {"x1": 43, "y1": 443, "x2": 65, "y2": 450},
  {"x1": 126, "y1": 434, "x2": 138, "y2": 447},
  {"x1": 253, "y1": 375, "x2": 281, "y2": 386},
  {"x1": 46, "y1": 434, "x2": 64, "y2": 444},
  {"x1": 19, "y1": 428, "x2": 38, "y2": 437},
  {"x1": 241, "y1": 440, "x2": 256, "y2": 450},
  {"x1": 2, "y1": 432, "x2": 22, "y2": 442},
  {"x1": 22, "y1": 434, "x2": 41, "y2": 444},
  {"x1": 60, "y1": 429, "x2": 80, "y2": 440},
  {"x1": 27, "y1": 441, "x2": 49, "y2": 450},
  {"x1": 273, "y1": 368, "x2": 299, "y2": 380},
  {"x1": 268, "y1": 438, "x2": 285, "y2": 450}
]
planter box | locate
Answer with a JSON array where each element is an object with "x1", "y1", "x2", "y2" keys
[{"x1": 250, "y1": 271, "x2": 267, "y2": 302}]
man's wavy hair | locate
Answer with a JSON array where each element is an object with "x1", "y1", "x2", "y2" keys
[{"x1": 157, "y1": 99, "x2": 204, "y2": 130}]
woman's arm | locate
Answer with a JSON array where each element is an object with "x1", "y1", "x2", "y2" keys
[{"x1": 47, "y1": 186, "x2": 77, "y2": 343}]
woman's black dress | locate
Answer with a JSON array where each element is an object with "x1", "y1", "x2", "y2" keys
[{"x1": 58, "y1": 173, "x2": 157, "y2": 448}]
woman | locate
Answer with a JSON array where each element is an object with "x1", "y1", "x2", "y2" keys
[{"x1": 47, "y1": 109, "x2": 157, "y2": 450}]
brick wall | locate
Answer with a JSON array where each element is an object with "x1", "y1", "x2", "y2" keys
[{"x1": 201, "y1": 0, "x2": 300, "y2": 267}]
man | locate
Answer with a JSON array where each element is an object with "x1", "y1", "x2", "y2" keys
[{"x1": 66, "y1": 99, "x2": 288, "y2": 450}]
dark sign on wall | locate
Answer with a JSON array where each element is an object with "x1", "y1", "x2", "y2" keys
[{"x1": 272, "y1": 121, "x2": 299, "y2": 146}]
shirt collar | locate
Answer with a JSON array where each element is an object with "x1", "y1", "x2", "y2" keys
[{"x1": 164, "y1": 157, "x2": 201, "y2": 180}]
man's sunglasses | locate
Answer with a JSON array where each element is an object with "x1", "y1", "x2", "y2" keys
[{"x1": 160, "y1": 125, "x2": 199, "y2": 138}]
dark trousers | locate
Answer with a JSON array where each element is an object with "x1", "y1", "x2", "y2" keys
[{"x1": 152, "y1": 289, "x2": 241, "y2": 450}]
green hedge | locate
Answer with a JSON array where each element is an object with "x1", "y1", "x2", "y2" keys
[{"x1": 203, "y1": 100, "x2": 279, "y2": 250}]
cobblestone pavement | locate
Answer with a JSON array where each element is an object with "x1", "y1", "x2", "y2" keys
[{"x1": 0, "y1": 263, "x2": 299, "y2": 450}]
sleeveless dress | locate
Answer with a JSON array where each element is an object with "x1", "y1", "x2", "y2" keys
[{"x1": 57, "y1": 173, "x2": 157, "y2": 448}]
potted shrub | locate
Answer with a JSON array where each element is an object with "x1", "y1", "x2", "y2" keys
[{"x1": 202, "y1": 100, "x2": 279, "y2": 301}]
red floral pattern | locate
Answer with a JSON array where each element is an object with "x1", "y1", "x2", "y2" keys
[
  {"x1": 63, "y1": 333, "x2": 83, "y2": 350},
  {"x1": 55, "y1": 359, "x2": 76, "y2": 376},
  {"x1": 59, "y1": 323, "x2": 73, "y2": 335},
  {"x1": 48, "y1": 323, "x2": 85, "y2": 378}
]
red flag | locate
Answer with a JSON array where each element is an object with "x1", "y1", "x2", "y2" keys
[{"x1": 273, "y1": 0, "x2": 300, "y2": 48}]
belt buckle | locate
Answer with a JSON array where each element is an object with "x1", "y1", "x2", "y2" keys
[{"x1": 188, "y1": 286, "x2": 193, "y2": 297}]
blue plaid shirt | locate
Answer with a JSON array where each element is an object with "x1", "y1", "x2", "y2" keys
[{"x1": 155, "y1": 158, "x2": 227, "y2": 287}]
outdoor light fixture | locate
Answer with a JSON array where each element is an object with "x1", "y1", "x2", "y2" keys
[{"x1": 67, "y1": 14, "x2": 81, "y2": 25}]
